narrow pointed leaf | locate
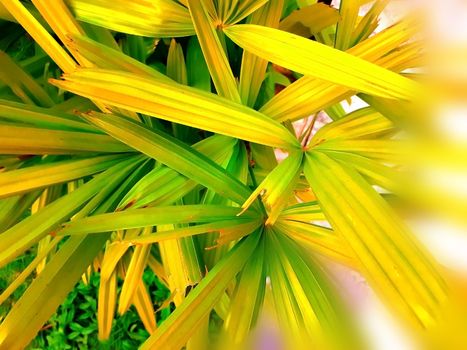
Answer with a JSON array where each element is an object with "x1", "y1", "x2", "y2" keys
[
  {"x1": 304, "y1": 151, "x2": 448, "y2": 328},
  {"x1": 140, "y1": 232, "x2": 260, "y2": 350},
  {"x1": 67, "y1": 0, "x2": 194, "y2": 37},
  {"x1": 50, "y1": 68, "x2": 299, "y2": 149},
  {"x1": 133, "y1": 280, "x2": 157, "y2": 334},
  {"x1": 187, "y1": 0, "x2": 240, "y2": 102},
  {"x1": 81, "y1": 112, "x2": 254, "y2": 204},
  {"x1": 59, "y1": 205, "x2": 256, "y2": 235},
  {"x1": 0, "y1": 124, "x2": 132, "y2": 154},
  {"x1": 0, "y1": 51, "x2": 54, "y2": 107},
  {"x1": 222, "y1": 238, "x2": 265, "y2": 345},
  {"x1": 239, "y1": 0, "x2": 284, "y2": 107},
  {"x1": 260, "y1": 17, "x2": 420, "y2": 122},
  {"x1": 224, "y1": 24, "x2": 420, "y2": 99},
  {"x1": 1, "y1": 0, "x2": 77, "y2": 72},
  {"x1": 66, "y1": 34, "x2": 170, "y2": 81},
  {"x1": 0, "y1": 99, "x2": 98, "y2": 132},
  {"x1": 119, "y1": 240, "x2": 151, "y2": 314},
  {"x1": 0, "y1": 156, "x2": 141, "y2": 268},
  {"x1": 275, "y1": 219, "x2": 354, "y2": 268},
  {"x1": 0, "y1": 234, "x2": 109, "y2": 350},
  {"x1": 0, "y1": 154, "x2": 126, "y2": 198},
  {"x1": 97, "y1": 269, "x2": 117, "y2": 340}
]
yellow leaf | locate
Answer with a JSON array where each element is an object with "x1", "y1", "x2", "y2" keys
[
  {"x1": 50, "y1": 68, "x2": 300, "y2": 150},
  {"x1": 224, "y1": 24, "x2": 420, "y2": 100},
  {"x1": 304, "y1": 151, "x2": 448, "y2": 329},
  {"x1": 187, "y1": 0, "x2": 240, "y2": 102}
]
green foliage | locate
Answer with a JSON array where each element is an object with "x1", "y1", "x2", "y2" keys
[
  {"x1": 29, "y1": 272, "x2": 170, "y2": 350},
  {"x1": 0, "y1": 1, "x2": 457, "y2": 349}
]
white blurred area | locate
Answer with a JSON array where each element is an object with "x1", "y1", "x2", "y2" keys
[
  {"x1": 270, "y1": 2, "x2": 467, "y2": 349},
  {"x1": 331, "y1": 2, "x2": 467, "y2": 350}
]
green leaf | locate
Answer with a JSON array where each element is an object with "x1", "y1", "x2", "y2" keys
[
  {"x1": 266, "y1": 230, "x2": 360, "y2": 349},
  {"x1": 0, "y1": 99, "x2": 98, "y2": 132},
  {"x1": 0, "y1": 50, "x2": 54, "y2": 107},
  {"x1": 81, "y1": 112, "x2": 253, "y2": 205},
  {"x1": 221, "y1": 237, "x2": 265, "y2": 345},
  {"x1": 0, "y1": 156, "x2": 142, "y2": 268},
  {"x1": 0, "y1": 124, "x2": 132, "y2": 154},
  {"x1": 124, "y1": 219, "x2": 262, "y2": 245},
  {"x1": 0, "y1": 191, "x2": 42, "y2": 232},
  {"x1": 275, "y1": 219, "x2": 353, "y2": 268},
  {"x1": 187, "y1": 0, "x2": 240, "y2": 101},
  {"x1": 140, "y1": 232, "x2": 261, "y2": 350},
  {"x1": 0, "y1": 234, "x2": 109, "y2": 349},
  {"x1": 0, "y1": 154, "x2": 126, "y2": 198},
  {"x1": 65, "y1": 34, "x2": 170, "y2": 81},
  {"x1": 186, "y1": 36, "x2": 211, "y2": 91},
  {"x1": 166, "y1": 39, "x2": 188, "y2": 85},
  {"x1": 118, "y1": 135, "x2": 236, "y2": 209},
  {"x1": 239, "y1": 0, "x2": 284, "y2": 107},
  {"x1": 1, "y1": 0, "x2": 77, "y2": 73},
  {"x1": 224, "y1": 24, "x2": 420, "y2": 100},
  {"x1": 58, "y1": 205, "x2": 258, "y2": 235},
  {"x1": 241, "y1": 150, "x2": 303, "y2": 225},
  {"x1": 278, "y1": 201, "x2": 325, "y2": 222}
]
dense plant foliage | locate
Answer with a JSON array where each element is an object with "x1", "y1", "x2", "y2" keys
[{"x1": 0, "y1": 0, "x2": 464, "y2": 349}]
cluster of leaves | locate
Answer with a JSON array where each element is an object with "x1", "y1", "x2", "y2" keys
[
  {"x1": 0, "y1": 0, "x2": 462, "y2": 349},
  {"x1": 1, "y1": 253, "x2": 170, "y2": 349},
  {"x1": 29, "y1": 272, "x2": 169, "y2": 350}
]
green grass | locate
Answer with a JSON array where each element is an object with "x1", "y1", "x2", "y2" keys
[{"x1": 1, "y1": 259, "x2": 170, "y2": 349}]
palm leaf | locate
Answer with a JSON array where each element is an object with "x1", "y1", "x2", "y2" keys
[
  {"x1": 67, "y1": 0, "x2": 194, "y2": 37},
  {"x1": 224, "y1": 24, "x2": 420, "y2": 100},
  {"x1": 187, "y1": 0, "x2": 240, "y2": 101},
  {"x1": 80, "y1": 112, "x2": 254, "y2": 204},
  {"x1": 304, "y1": 151, "x2": 447, "y2": 328},
  {"x1": 50, "y1": 68, "x2": 300, "y2": 149},
  {"x1": 140, "y1": 232, "x2": 260, "y2": 350},
  {"x1": 260, "y1": 17, "x2": 420, "y2": 122}
]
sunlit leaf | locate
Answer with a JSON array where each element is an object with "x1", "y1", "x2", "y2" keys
[
  {"x1": 279, "y1": 2, "x2": 339, "y2": 37},
  {"x1": 140, "y1": 232, "x2": 261, "y2": 350},
  {"x1": 81, "y1": 112, "x2": 254, "y2": 205},
  {"x1": 304, "y1": 151, "x2": 448, "y2": 328},
  {"x1": 50, "y1": 69, "x2": 300, "y2": 150},
  {"x1": 225, "y1": 23, "x2": 420, "y2": 100},
  {"x1": 67, "y1": 0, "x2": 194, "y2": 37},
  {"x1": 187, "y1": 0, "x2": 240, "y2": 101}
]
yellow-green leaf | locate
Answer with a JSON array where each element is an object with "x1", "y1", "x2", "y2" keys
[
  {"x1": 239, "y1": 0, "x2": 284, "y2": 107},
  {"x1": 187, "y1": 0, "x2": 240, "y2": 101},
  {"x1": 0, "y1": 155, "x2": 126, "y2": 198},
  {"x1": 140, "y1": 232, "x2": 260, "y2": 350},
  {"x1": 49, "y1": 68, "x2": 300, "y2": 150},
  {"x1": 279, "y1": 2, "x2": 339, "y2": 37},
  {"x1": 80, "y1": 112, "x2": 253, "y2": 205},
  {"x1": 224, "y1": 24, "x2": 420, "y2": 100},
  {"x1": 304, "y1": 151, "x2": 448, "y2": 329},
  {"x1": 67, "y1": 0, "x2": 194, "y2": 37},
  {"x1": 58, "y1": 205, "x2": 257, "y2": 235}
]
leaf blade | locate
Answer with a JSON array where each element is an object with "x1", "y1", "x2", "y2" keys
[{"x1": 224, "y1": 24, "x2": 420, "y2": 100}]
